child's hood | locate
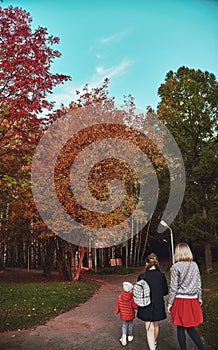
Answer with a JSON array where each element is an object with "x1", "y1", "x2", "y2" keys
[{"x1": 121, "y1": 291, "x2": 133, "y2": 302}]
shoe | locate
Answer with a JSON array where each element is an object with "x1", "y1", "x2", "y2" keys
[
  {"x1": 128, "y1": 336, "x2": 133, "y2": 342},
  {"x1": 120, "y1": 334, "x2": 127, "y2": 346},
  {"x1": 154, "y1": 340, "x2": 157, "y2": 349}
]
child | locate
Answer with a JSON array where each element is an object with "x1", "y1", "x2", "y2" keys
[{"x1": 115, "y1": 281, "x2": 138, "y2": 346}]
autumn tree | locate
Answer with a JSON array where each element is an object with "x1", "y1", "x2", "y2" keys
[
  {"x1": 0, "y1": 5, "x2": 70, "y2": 198},
  {"x1": 31, "y1": 78, "x2": 167, "y2": 279},
  {"x1": 157, "y1": 66, "x2": 218, "y2": 272},
  {"x1": 0, "y1": 5, "x2": 70, "y2": 270}
]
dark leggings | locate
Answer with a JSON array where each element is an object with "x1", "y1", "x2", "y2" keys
[{"x1": 177, "y1": 326, "x2": 205, "y2": 350}]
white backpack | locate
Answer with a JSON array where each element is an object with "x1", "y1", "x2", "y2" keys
[{"x1": 133, "y1": 279, "x2": 151, "y2": 307}]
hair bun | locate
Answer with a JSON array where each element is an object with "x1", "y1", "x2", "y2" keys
[{"x1": 145, "y1": 253, "x2": 160, "y2": 270}]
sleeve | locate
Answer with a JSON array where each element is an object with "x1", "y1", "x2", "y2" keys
[
  {"x1": 115, "y1": 296, "x2": 120, "y2": 314},
  {"x1": 168, "y1": 265, "x2": 179, "y2": 306},
  {"x1": 137, "y1": 273, "x2": 142, "y2": 282},
  {"x1": 162, "y1": 273, "x2": 168, "y2": 296},
  {"x1": 196, "y1": 264, "x2": 202, "y2": 301},
  {"x1": 137, "y1": 272, "x2": 145, "y2": 282},
  {"x1": 131, "y1": 298, "x2": 138, "y2": 310}
]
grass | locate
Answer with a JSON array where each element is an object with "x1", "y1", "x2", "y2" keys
[
  {"x1": 198, "y1": 265, "x2": 218, "y2": 349},
  {"x1": 0, "y1": 263, "x2": 217, "y2": 348},
  {"x1": 0, "y1": 270, "x2": 100, "y2": 332}
]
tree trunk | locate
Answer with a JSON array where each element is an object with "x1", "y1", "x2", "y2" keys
[
  {"x1": 205, "y1": 241, "x2": 212, "y2": 274},
  {"x1": 125, "y1": 241, "x2": 129, "y2": 268},
  {"x1": 42, "y1": 236, "x2": 55, "y2": 277},
  {"x1": 140, "y1": 220, "x2": 151, "y2": 265},
  {"x1": 137, "y1": 222, "x2": 142, "y2": 266},
  {"x1": 74, "y1": 246, "x2": 85, "y2": 280},
  {"x1": 56, "y1": 236, "x2": 72, "y2": 281},
  {"x1": 129, "y1": 217, "x2": 134, "y2": 265},
  {"x1": 94, "y1": 248, "x2": 98, "y2": 273},
  {"x1": 133, "y1": 220, "x2": 139, "y2": 266},
  {"x1": 0, "y1": 205, "x2": 9, "y2": 269},
  {"x1": 99, "y1": 248, "x2": 104, "y2": 268}
]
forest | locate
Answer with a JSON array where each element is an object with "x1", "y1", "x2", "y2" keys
[{"x1": 0, "y1": 6, "x2": 218, "y2": 281}]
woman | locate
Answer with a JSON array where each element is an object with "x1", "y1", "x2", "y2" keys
[
  {"x1": 167, "y1": 243, "x2": 205, "y2": 350},
  {"x1": 137, "y1": 253, "x2": 168, "y2": 350}
]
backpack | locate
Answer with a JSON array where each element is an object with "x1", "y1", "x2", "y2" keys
[{"x1": 133, "y1": 279, "x2": 151, "y2": 307}]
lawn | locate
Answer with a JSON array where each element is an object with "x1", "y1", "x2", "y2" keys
[
  {"x1": 0, "y1": 263, "x2": 217, "y2": 349},
  {"x1": 0, "y1": 269, "x2": 100, "y2": 332},
  {"x1": 199, "y1": 265, "x2": 218, "y2": 349}
]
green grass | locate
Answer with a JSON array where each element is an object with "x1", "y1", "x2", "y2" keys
[
  {"x1": 198, "y1": 265, "x2": 218, "y2": 349},
  {"x1": 0, "y1": 280, "x2": 100, "y2": 332},
  {"x1": 0, "y1": 263, "x2": 217, "y2": 348}
]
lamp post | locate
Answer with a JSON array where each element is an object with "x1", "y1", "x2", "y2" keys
[{"x1": 160, "y1": 220, "x2": 175, "y2": 264}]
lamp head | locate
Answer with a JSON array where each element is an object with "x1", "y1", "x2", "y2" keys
[{"x1": 160, "y1": 220, "x2": 169, "y2": 228}]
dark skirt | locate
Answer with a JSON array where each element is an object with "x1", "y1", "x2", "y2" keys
[
  {"x1": 137, "y1": 298, "x2": 167, "y2": 322},
  {"x1": 171, "y1": 298, "x2": 203, "y2": 327}
]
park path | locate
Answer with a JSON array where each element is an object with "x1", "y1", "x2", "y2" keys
[{"x1": 0, "y1": 271, "x2": 210, "y2": 350}]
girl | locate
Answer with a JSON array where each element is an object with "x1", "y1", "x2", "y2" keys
[
  {"x1": 167, "y1": 243, "x2": 205, "y2": 350},
  {"x1": 115, "y1": 281, "x2": 138, "y2": 346}
]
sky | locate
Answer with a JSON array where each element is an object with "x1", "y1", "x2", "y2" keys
[{"x1": 3, "y1": 0, "x2": 218, "y2": 111}]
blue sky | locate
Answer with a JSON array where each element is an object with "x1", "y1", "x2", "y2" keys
[{"x1": 3, "y1": 0, "x2": 218, "y2": 110}]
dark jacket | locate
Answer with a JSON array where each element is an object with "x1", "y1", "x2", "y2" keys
[
  {"x1": 137, "y1": 269, "x2": 168, "y2": 322},
  {"x1": 115, "y1": 291, "x2": 138, "y2": 320}
]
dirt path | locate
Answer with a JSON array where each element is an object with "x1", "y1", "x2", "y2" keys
[{"x1": 0, "y1": 272, "x2": 210, "y2": 350}]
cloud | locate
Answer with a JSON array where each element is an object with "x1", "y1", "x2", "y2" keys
[
  {"x1": 48, "y1": 59, "x2": 133, "y2": 110},
  {"x1": 96, "y1": 52, "x2": 104, "y2": 59},
  {"x1": 89, "y1": 31, "x2": 126, "y2": 59},
  {"x1": 95, "y1": 59, "x2": 132, "y2": 80},
  {"x1": 100, "y1": 32, "x2": 124, "y2": 44},
  {"x1": 96, "y1": 66, "x2": 105, "y2": 74},
  {"x1": 90, "y1": 28, "x2": 134, "y2": 60},
  {"x1": 47, "y1": 82, "x2": 80, "y2": 109}
]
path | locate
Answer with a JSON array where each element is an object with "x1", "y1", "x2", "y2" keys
[{"x1": 0, "y1": 272, "x2": 210, "y2": 350}]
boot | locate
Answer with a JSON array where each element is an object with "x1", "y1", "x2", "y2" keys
[{"x1": 120, "y1": 334, "x2": 127, "y2": 346}]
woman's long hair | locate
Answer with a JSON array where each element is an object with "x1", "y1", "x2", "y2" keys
[{"x1": 145, "y1": 253, "x2": 160, "y2": 271}]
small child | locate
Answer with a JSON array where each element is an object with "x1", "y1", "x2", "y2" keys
[{"x1": 115, "y1": 281, "x2": 138, "y2": 346}]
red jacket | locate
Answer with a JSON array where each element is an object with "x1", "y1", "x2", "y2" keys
[{"x1": 115, "y1": 291, "x2": 138, "y2": 320}]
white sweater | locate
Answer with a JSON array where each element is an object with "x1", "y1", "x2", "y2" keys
[{"x1": 168, "y1": 261, "x2": 202, "y2": 306}]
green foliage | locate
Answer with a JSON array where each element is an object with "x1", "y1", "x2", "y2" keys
[
  {"x1": 158, "y1": 67, "x2": 218, "y2": 244},
  {"x1": 172, "y1": 213, "x2": 215, "y2": 243},
  {"x1": 0, "y1": 281, "x2": 100, "y2": 332}
]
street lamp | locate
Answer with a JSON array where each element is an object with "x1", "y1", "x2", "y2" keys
[{"x1": 160, "y1": 220, "x2": 175, "y2": 264}]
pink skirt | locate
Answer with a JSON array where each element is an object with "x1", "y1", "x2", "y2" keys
[{"x1": 171, "y1": 298, "x2": 203, "y2": 327}]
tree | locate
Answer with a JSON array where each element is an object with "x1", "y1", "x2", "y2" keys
[
  {"x1": 31, "y1": 79, "x2": 167, "y2": 278},
  {"x1": 0, "y1": 5, "x2": 70, "y2": 194},
  {"x1": 157, "y1": 66, "x2": 218, "y2": 272},
  {"x1": 0, "y1": 5, "x2": 71, "y2": 274}
]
